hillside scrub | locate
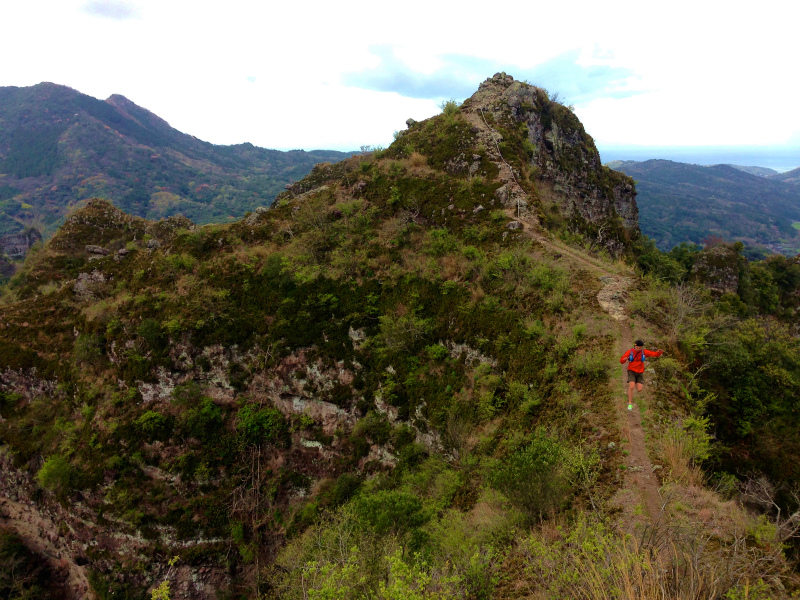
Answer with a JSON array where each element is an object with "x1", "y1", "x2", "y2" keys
[
  {"x1": 631, "y1": 239, "x2": 800, "y2": 488},
  {"x1": 0, "y1": 75, "x2": 798, "y2": 598}
]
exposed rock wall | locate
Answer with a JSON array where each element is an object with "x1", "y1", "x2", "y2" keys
[
  {"x1": 0, "y1": 228, "x2": 42, "y2": 258},
  {"x1": 691, "y1": 245, "x2": 742, "y2": 294},
  {"x1": 462, "y1": 73, "x2": 638, "y2": 241}
]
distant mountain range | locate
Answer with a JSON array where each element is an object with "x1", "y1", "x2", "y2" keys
[
  {"x1": 607, "y1": 159, "x2": 800, "y2": 255},
  {"x1": 769, "y1": 166, "x2": 800, "y2": 185},
  {"x1": 727, "y1": 164, "x2": 780, "y2": 177},
  {"x1": 0, "y1": 82, "x2": 355, "y2": 242}
]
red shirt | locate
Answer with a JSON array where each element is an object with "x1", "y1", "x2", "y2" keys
[{"x1": 619, "y1": 347, "x2": 663, "y2": 373}]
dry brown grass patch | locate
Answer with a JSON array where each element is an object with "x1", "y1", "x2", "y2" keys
[{"x1": 408, "y1": 152, "x2": 427, "y2": 168}]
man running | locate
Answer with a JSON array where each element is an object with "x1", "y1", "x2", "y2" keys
[{"x1": 620, "y1": 340, "x2": 663, "y2": 410}]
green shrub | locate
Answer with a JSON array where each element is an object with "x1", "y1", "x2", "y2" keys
[
  {"x1": 352, "y1": 412, "x2": 391, "y2": 445},
  {"x1": 135, "y1": 410, "x2": 170, "y2": 441},
  {"x1": 320, "y1": 473, "x2": 362, "y2": 508},
  {"x1": 183, "y1": 397, "x2": 223, "y2": 442},
  {"x1": 665, "y1": 415, "x2": 712, "y2": 465},
  {"x1": 424, "y1": 229, "x2": 460, "y2": 256},
  {"x1": 137, "y1": 318, "x2": 166, "y2": 350},
  {"x1": 439, "y1": 99, "x2": 460, "y2": 117},
  {"x1": 522, "y1": 318, "x2": 546, "y2": 339},
  {"x1": 425, "y1": 344, "x2": 449, "y2": 360},
  {"x1": 355, "y1": 490, "x2": 429, "y2": 538},
  {"x1": 378, "y1": 314, "x2": 431, "y2": 353},
  {"x1": 491, "y1": 431, "x2": 569, "y2": 521},
  {"x1": 74, "y1": 333, "x2": 104, "y2": 366},
  {"x1": 391, "y1": 425, "x2": 416, "y2": 451},
  {"x1": 236, "y1": 404, "x2": 289, "y2": 447},
  {"x1": 571, "y1": 350, "x2": 609, "y2": 381},
  {"x1": 37, "y1": 455, "x2": 73, "y2": 495},
  {"x1": 378, "y1": 550, "x2": 461, "y2": 599},
  {"x1": 464, "y1": 547, "x2": 500, "y2": 600}
]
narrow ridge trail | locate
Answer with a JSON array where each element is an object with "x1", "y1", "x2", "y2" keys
[
  {"x1": 466, "y1": 86, "x2": 664, "y2": 521},
  {"x1": 611, "y1": 298, "x2": 663, "y2": 522},
  {"x1": 510, "y1": 210, "x2": 663, "y2": 522}
]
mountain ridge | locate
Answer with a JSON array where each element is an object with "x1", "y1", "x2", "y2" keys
[
  {"x1": 607, "y1": 158, "x2": 800, "y2": 254},
  {"x1": 0, "y1": 82, "x2": 355, "y2": 245},
  {"x1": 771, "y1": 165, "x2": 800, "y2": 185},
  {"x1": 0, "y1": 75, "x2": 798, "y2": 599}
]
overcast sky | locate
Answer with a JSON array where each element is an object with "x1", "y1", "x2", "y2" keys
[{"x1": 2, "y1": 0, "x2": 799, "y2": 168}]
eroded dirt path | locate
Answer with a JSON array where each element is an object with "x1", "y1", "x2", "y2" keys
[
  {"x1": 0, "y1": 495, "x2": 95, "y2": 599},
  {"x1": 613, "y1": 319, "x2": 663, "y2": 522},
  {"x1": 508, "y1": 210, "x2": 663, "y2": 522}
]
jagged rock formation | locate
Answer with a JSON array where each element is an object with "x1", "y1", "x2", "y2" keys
[
  {"x1": 0, "y1": 228, "x2": 41, "y2": 258},
  {"x1": 462, "y1": 73, "x2": 638, "y2": 237},
  {"x1": 691, "y1": 244, "x2": 743, "y2": 295}
]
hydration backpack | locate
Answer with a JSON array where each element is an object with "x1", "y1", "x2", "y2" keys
[{"x1": 628, "y1": 348, "x2": 645, "y2": 363}]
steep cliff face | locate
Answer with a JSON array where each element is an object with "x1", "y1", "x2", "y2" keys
[
  {"x1": 460, "y1": 74, "x2": 638, "y2": 245},
  {"x1": 0, "y1": 228, "x2": 42, "y2": 259}
]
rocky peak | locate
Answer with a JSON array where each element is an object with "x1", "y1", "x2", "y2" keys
[{"x1": 461, "y1": 73, "x2": 638, "y2": 250}]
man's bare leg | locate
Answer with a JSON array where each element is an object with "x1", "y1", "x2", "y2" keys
[{"x1": 628, "y1": 381, "x2": 644, "y2": 410}]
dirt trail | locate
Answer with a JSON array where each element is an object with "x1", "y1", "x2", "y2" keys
[
  {"x1": 613, "y1": 322, "x2": 663, "y2": 522},
  {"x1": 0, "y1": 496, "x2": 95, "y2": 599},
  {"x1": 507, "y1": 210, "x2": 663, "y2": 522}
]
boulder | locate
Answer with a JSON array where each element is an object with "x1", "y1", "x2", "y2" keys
[
  {"x1": 691, "y1": 245, "x2": 741, "y2": 295},
  {"x1": 85, "y1": 245, "x2": 110, "y2": 255}
]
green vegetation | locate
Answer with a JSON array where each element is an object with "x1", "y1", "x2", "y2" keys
[
  {"x1": 0, "y1": 82, "x2": 356, "y2": 240},
  {"x1": 633, "y1": 236, "x2": 800, "y2": 488},
  {"x1": 0, "y1": 76, "x2": 797, "y2": 598},
  {"x1": 36, "y1": 455, "x2": 74, "y2": 495},
  {"x1": 610, "y1": 160, "x2": 800, "y2": 254},
  {"x1": 0, "y1": 124, "x2": 66, "y2": 178}
]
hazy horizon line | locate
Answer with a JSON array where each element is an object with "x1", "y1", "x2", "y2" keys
[{"x1": 596, "y1": 144, "x2": 799, "y2": 172}]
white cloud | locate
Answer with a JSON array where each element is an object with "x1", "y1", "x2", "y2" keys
[
  {"x1": 80, "y1": 0, "x2": 139, "y2": 20},
  {"x1": 0, "y1": 0, "x2": 799, "y2": 152}
]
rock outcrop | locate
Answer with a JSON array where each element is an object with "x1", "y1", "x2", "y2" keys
[
  {"x1": 0, "y1": 228, "x2": 42, "y2": 258},
  {"x1": 691, "y1": 244, "x2": 742, "y2": 294},
  {"x1": 461, "y1": 73, "x2": 638, "y2": 252}
]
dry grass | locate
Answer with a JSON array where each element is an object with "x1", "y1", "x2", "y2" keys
[
  {"x1": 657, "y1": 433, "x2": 705, "y2": 487},
  {"x1": 438, "y1": 253, "x2": 474, "y2": 282},
  {"x1": 375, "y1": 217, "x2": 406, "y2": 247},
  {"x1": 514, "y1": 507, "x2": 798, "y2": 600},
  {"x1": 232, "y1": 243, "x2": 278, "y2": 266},
  {"x1": 408, "y1": 152, "x2": 427, "y2": 168},
  {"x1": 81, "y1": 291, "x2": 131, "y2": 322}
]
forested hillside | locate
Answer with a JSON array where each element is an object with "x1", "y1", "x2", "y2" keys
[
  {"x1": 0, "y1": 74, "x2": 798, "y2": 599},
  {"x1": 608, "y1": 159, "x2": 800, "y2": 255},
  {"x1": 0, "y1": 83, "x2": 354, "y2": 242},
  {"x1": 771, "y1": 166, "x2": 800, "y2": 185}
]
